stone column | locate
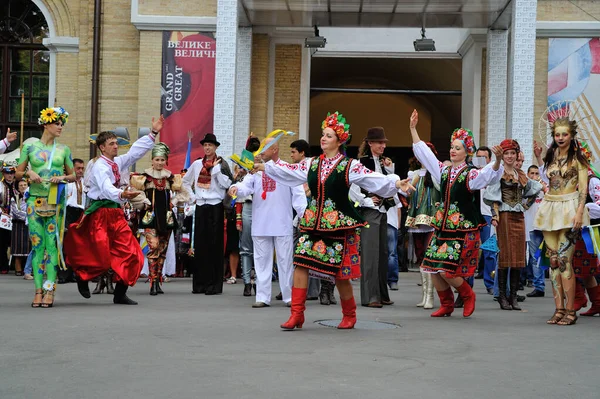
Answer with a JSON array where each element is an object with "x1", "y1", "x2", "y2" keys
[
  {"x1": 507, "y1": 0, "x2": 538, "y2": 164},
  {"x1": 213, "y1": 0, "x2": 239, "y2": 157},
  {"x1": 460, "y1": 34, "x2": 486, "y2": 145},
  {"x1": 234, "y1": 27, "x2": 253, "y2": 153},
  {"x1": 485, "y1": 30, "x2": 509, "y2": 147}
]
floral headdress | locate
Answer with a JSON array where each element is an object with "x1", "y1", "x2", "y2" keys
[
  {"x1": 450, "y1": 128, "x2": 476, "y2": 156},
  {"x1": 38, "y1": 107, "x2": 69, "y2": 126},
  {"x1": 578, "y1": 139, "x2": 600, "y2": 179},
  {"x1": 322, "y1": 112, "x2": 350, "y2": 145}
]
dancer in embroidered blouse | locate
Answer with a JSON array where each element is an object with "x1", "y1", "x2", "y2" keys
[
  {"x1": 534, "y1": 114, "x2": 590, "y2": 325},
  {"x1": 130, "y1": 143, "x2": 187, "y2": 296},
  {"x1": 15, "y1": 107, "x2": 76, "y2": 308},
  {"x1": 484, "y1": 139, "x2": 542, "y2": 311},
  {"x1": 64, "y1": 116, "x2": 163, "y2": 305},
  {"x1": 406, "y1": 144, "x2": 441, "y2": 310},
  {"x1": 253, "y1": 111, "x2": 414, "y2": 330},
  {"x1": 409, "y1": 110, "x2": 504, "y2": 318}
]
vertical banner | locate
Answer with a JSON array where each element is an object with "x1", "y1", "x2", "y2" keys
[
  {"x1": 161, "y1": 31, "x2": 216, "y2": 170},
  {"x1": 547, "y1": 38, "x2": 600, "y2": 167}
]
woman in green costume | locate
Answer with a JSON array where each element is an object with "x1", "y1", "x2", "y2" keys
[{"x1": 16, "y1": 107, "x2": 75, "y2": 308}]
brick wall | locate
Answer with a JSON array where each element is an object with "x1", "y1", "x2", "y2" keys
[
  {"x1": 534, "y1": 39, "x2": 549, "y2": 145},
  {"x1": 137, "y1": 0, "x2": 217, "y2": 17},
  {"x1": 249, "y1": 34, "x2": 269, "y2": 139},
  {"x1": 272, "y1": 44, "x2": 302, "y2": 162},
  {"x1": 537, "y1": 0, "x2": 600, "y2": 21}
]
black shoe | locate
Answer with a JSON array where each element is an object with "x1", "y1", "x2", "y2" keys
[
  {"x1": 113, "y1": 282, "x2": 138, "y2": 305},
  {"x1": 454, "y1": 296, "x2": 464, "y2": 308},
  {"x1": 77, "y1": 279, "x2": 91, "y2": 299},
  {"x1": 113, "y1": 295, "x2": 138, "y2": 305},
  {"x1": 156, "y1": 281, "x2": 164, "y2": 294},
  {"x1": 243, "y1": 284, "x2": 252, "y2": 296},
  {"x1": 526, "y1": 289, "x2": 545, "y2": 297},
  {"x1": 474, "y1": 272, "x2": 483, "y2": 280},
  {"x1": 516, "y1": 295, "x2": 526, "y2": 302},
  {"x1": 150, "y1": 281, "x2": 157, "y2": 296},
  {"x1": 486, "y1": 288, "x2": 494, "y2": 295},
  {"x1": 526, "y1": 280, "x2": 533, "y2": 288},
  {"x1": 58, "y1": 278, "x2": 67, "y2": 284},
  {"x1": 275, "y1": 292, "x2": 283, "y2": 300}
]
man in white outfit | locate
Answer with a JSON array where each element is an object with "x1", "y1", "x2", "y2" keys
[
  {"x1": 229, "y1": 138, "x2": 306, "y2": 308},
  {"x1": 0, "y1": 129, "x2": 17, "y2": 154}
]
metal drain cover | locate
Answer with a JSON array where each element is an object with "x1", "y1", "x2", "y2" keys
[{"x1": 315, "y1": 320, "x2": 401, "y2": 329}]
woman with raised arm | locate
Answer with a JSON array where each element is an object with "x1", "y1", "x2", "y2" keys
[
  {"x1": 409, "y1": 109, "x2": 504, "y2": 318},
  {"x1": 250, "y1": 112, "x2": 414, "y2": 330}
]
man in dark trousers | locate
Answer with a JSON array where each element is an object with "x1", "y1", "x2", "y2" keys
[{"x1": 351, "y1": 127, "x2": 396, "y2": 308}]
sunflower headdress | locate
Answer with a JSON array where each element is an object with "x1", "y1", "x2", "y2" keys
[{"x1": 38, "y1": 107, "x2": 69, "y2": 126}]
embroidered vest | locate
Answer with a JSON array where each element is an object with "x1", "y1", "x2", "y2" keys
[
  {"x1": 432, "y1": 165, "x2": 485, "y2": 232},
  {"x1": 300, "y1": 156, "x2": 365, "y2": 232}
]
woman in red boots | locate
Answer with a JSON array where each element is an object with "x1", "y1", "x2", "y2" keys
[
  {"x1": 254, "y1": 112, "x2": 414, "y2": 330},
  {"x1": 409, "y1": 110, "x2": 504, "y2": 318}
]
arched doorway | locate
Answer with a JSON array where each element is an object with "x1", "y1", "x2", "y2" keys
[{"x1": 0, "y1": 0, "x2": 50, "y2": 152}]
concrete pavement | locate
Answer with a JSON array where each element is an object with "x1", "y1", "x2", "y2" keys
[{"x1": 0, "y1": 273, "x2": 597, "y2": 399}]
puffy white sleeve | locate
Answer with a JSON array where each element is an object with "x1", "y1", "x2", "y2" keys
[
  {"x1": 412, "y1": 141, "x2": 442, "y2": 184},
  {"x1": 539, "y1": 164, "x2": 549, "y2": 184},
  {"x1": 0, "y1": 138, "x2": 8, "y2": 154},
  {"x1": 466, "y1": 162, "x2": 504, "y2": 191},
  {"x1": 211, "y1": 163, "x2": 232, "y2": 190},
  {"x1": 348, "y1": 160, "x2": 400, "y2": 198},
  {"x1": 115, "y1": 133, "x2": 156, "y2": 171},
  {"x1": 234, "y1": 173, "x2": 256, "y2": 198},
  {"x1": 586, "y1": 177, "x2": 600, "y2": 219},
  {"x1": 93, "y1": 163, "x2": 124, "y2": 204},
  {"x1": 263, "y1": 158, "x2": 310, "y2": 187}
]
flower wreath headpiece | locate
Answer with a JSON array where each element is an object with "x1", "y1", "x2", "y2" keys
[
  {"x1": 38, "y1": 107, "x2": 69, "y2": 126},
  {"x1": 450, "y1": 128, "x2": 476, "y2": 156},
  {"x1": 577, "y1": 139, "x2": 600, "y2": 179},
  {"x1": 322, "y1": 111, "x2": 351, "y2": 145}
]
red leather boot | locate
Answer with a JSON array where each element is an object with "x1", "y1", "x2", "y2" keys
[
  {"x1": 337, "y1": 296, "x2": 357, "y2": 329},
  {"x1": 574, "y1": 282, "x2": 588, "y2": 311},
  {"x1": 456, "y1": 281, "x2": 476, "y2": 317},
  {"x1": 280, "y1": 287, "x2": 307, "y2": 330},
  {"x1": 431, "y1": 288, "x2": 454, "y2": 317},
  {"x1": 581, "y1": 285, "x2": 600, "y2": 316}
]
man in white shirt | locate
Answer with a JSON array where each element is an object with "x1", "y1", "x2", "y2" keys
[
  {"x1": 229, "y1": 137, "x2": 306, "y2": 307},
  {"x1": 59, "y1": 158, "x2": 86, "y2": 284},
  {"x1": 0, "y1": 128, "x2": 17, "y2": 154},
  {"x1": 182, "y1": 133, "x2": 232, "y2": 295},
  {"x1": 65, "y1": 117, "x2": 163, "y2": 305}
]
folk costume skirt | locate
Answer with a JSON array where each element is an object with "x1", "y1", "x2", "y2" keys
[
  {"x1": 421, "y1": 229, "x2": 481, "y2": 278},
  {"x1": 534, "y1": 192, "x2": 590, "y2": 231},
  {"x1": 64, "y1": 206, "x2": 144, "y2": 286},
  {"x1": 497, "y1": 211, "x2": 526, "y2": 268},
  {"x1": 573, "y1": 236, "x2": 599, "y2": 278},
  {"x1": 294, "y1": 229, "x2": 361, "y2": 282},
  {"x1": 10, "y1": 220, "x2": 30, "y2": 256}
]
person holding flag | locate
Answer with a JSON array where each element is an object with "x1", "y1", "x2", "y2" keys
[{"x1": 15, "y1": 107, "x2": 76, "y2": 308}]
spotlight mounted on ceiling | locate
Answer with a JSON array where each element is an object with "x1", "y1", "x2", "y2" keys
[
  {"x1": 414, "y1": 10, "x2": 436, "y2": 52},
  {"x1": 305, "y1": 25, "x2": 327, "y2": 49}
]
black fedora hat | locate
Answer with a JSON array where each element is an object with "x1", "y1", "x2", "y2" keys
[
  {"x1": 365, "y1": 127, "x2": 388, "y2": 142},
  {"x1": 200, "y1": 133, "x2": 220, "y2": 146}
]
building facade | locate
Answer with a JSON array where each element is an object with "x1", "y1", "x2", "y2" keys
[{"x1": 1, "y1": 0, "x2": 599, "y2": 169}]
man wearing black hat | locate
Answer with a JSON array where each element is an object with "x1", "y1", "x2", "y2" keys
[
  {"x1": 182, "y1": 133, "x2": 233, "y2": 295},
  {"x1": 350, "y1": 127, "x2": 397, "y2": 308},
  {"x1": 0, "y1": 162, "x2": 17, "y2": 274}
]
